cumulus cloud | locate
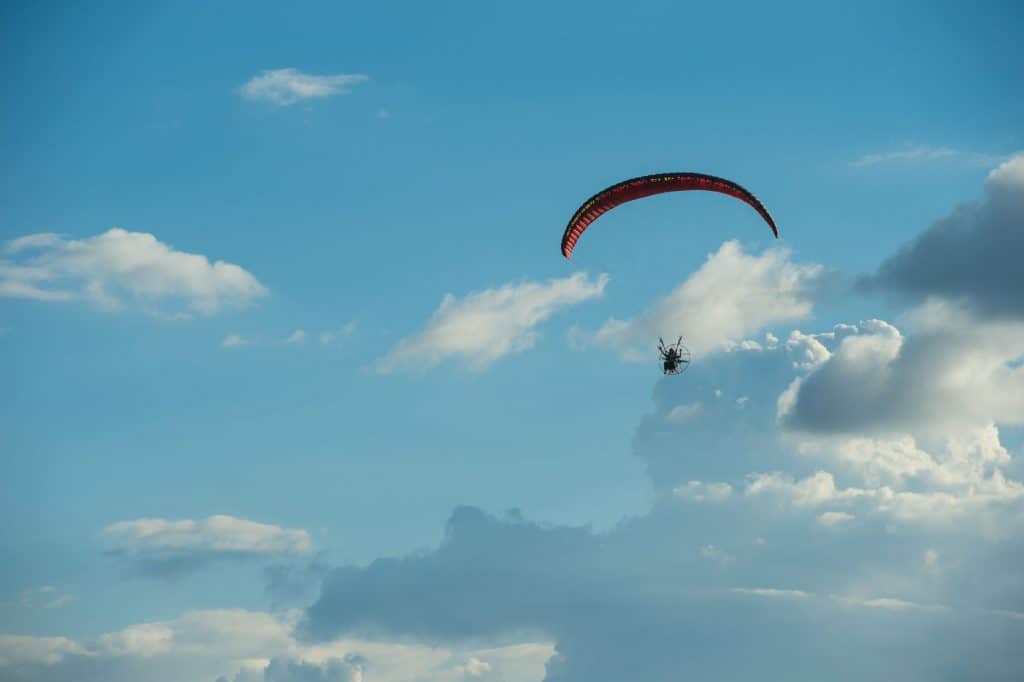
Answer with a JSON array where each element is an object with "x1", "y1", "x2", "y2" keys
[
  {"x1": 286, "y1": 330, "x2": 307, "y2": 345},
  {"x1": 745, "y1": 432, "x2": 1024, "y2": 527},
  {"x1": 240, "y1": 69, "x2": 368, "y2": 106},
  {"x1": 745, "y1": 471, "x2": 872, "y2": 508},
  {"x1": 0, "y1": 229, "x2": 267, "y2": 316},
  {"x1": 778, "y1": 309, "x2": 1024, "y2": 436},
  {"x1": 103, "y1": 515, "x2": 313, "y2": 577},
  {"x1": 860, "y1": 154, "x2": 1024, "y2": 318},
  {"x1": 305, "y1": 225, "x2": 1022, "y2": 679},
  {"x1": 784, "y1": 329, "x2": 834, "y2": 371},
  {"x1": 375, "y1": 273, "x2": 608, "y2": 373},
  {"x1": 587, "y1": 241, "x2": 823, "y2": 360}
]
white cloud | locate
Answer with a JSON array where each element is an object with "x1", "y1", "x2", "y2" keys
[
  {"x1": 667, "y1": 402, "x2": 703, "y2": 422},
  {"x1": 778, "y1": 308, "x2": 1024, "y2": 436},
  {"x1": 722, "y1": 339, "x2": 763, "y2": 352},
  {"x1": 817, "y1": 511, "x2": 855, "y2": 527},
  {"x1": 4, "y1": 233, "x2": 63, "y2": 253},
  {"x1": 732, "y1": 588, "x2": 956, "y2": 613},
  {"x1": 321, "y1": 321, "x2": 356, "y2": 346},
  {"x1": 988, "y1": 152, "x2": 1024, "y2": 187},
  {"x1": 455, "y1": 656, "x2": 493, "y2": 679},
  {"x1": 0, "y1": 228, "x2": 267, "y2": 316},
  {"x1": 831, "y1": 595, "x2": 948, "y2": 613},
  {"x1": 699, "y1": 544, "x2": 733, "y2": 566},
  {"x1": 746, "y1": 429, "x2": 1024, "y2": 526},
  {"x1": 17, "y1": 586, "x2": 74, "y2": 609},
  {"x1": 240, "y1": 69, "x2": 368, "y2": 106},
  {"x1": 805, "y1": 426, "x2": 1013, "y2": 491},
  {"x1": 673, "y1": 480, "x2": 732, "y2": 502},
  {"x1": 103, "y1": 515, "x2": 312, "y2": 559},
  {"x1": 588, "y1": 241, "x2": 822, "y2": 360},
  {"x1": 784, "y1": 329, "x2": 833, "y2": 371},
  {"x1": 0, "y1": 636, "x2": 85, "y2": 665},
  {"x1": 222, "y1": 334, "x2": 250, "y2": 348},
  {"x1": 746, "y1": 471, "x2": 872, "y2": 508},
  {"x1": 731, "y1": 587, "x2": 810, "y2": 599},
  {"x1": 286, "y1": 329, "x2": 306, "y2": 345},
  {"x1": 850, "y1": 145, "x2": 1005, "y2": 168},
  {"x1": 375, "y1": 273, "x2": 608, "y2": 373}
]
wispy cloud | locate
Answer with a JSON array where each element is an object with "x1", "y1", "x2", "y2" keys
[
  {"x1": 239, "y1": 68, "x2": 368, "y2": 106},
  {"x1": 221, "y1": 334, "x2": 250, "y2": 348},
  {"x1": 731, "y1": 587, "x2": 810, "y2": 599},
  {"x1": 850, "y1": 145, "x2": 1006, "y2": 168},
  {"x1": 375, "y1": 273, "x2": 608, "y2": 373},
  {"x1": 17, "y1": 586, "x2": 74, "y2": 610},
  {"x1": 667, "y1": 402, "x2": 703, "y2": 422},
  {"x1": 699, "y1": 544, "x2": 734, "y2": 566},
  {"x1": 221, "y1": 323, "x2": 356, "y2": 350},
  {"x1": 831, "y1": 595, "x2": 949, "y2": 613},
  {"x1": 320, "y1": 321, "x2": 356, "y2": 346},
  {"x1": 0, "y1": 228, "x2": 267, "y2": 317}
]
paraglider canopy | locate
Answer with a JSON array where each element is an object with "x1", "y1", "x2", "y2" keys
[{"x1": 561, "y1": 172, "x2": 779, "y2": 259}]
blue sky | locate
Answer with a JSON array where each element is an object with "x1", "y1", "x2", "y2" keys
[{"x1": 2, "y1": 1, "x2": 1023, "y2": 680}]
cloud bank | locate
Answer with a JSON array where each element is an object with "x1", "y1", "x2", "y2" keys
[{"x1": 0, "y1": 609, "x2": 553, "y2": 682}]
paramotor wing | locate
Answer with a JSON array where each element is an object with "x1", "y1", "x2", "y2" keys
[{"x1": 561, "y1": 172, "x2": 778, "y2": 259}]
